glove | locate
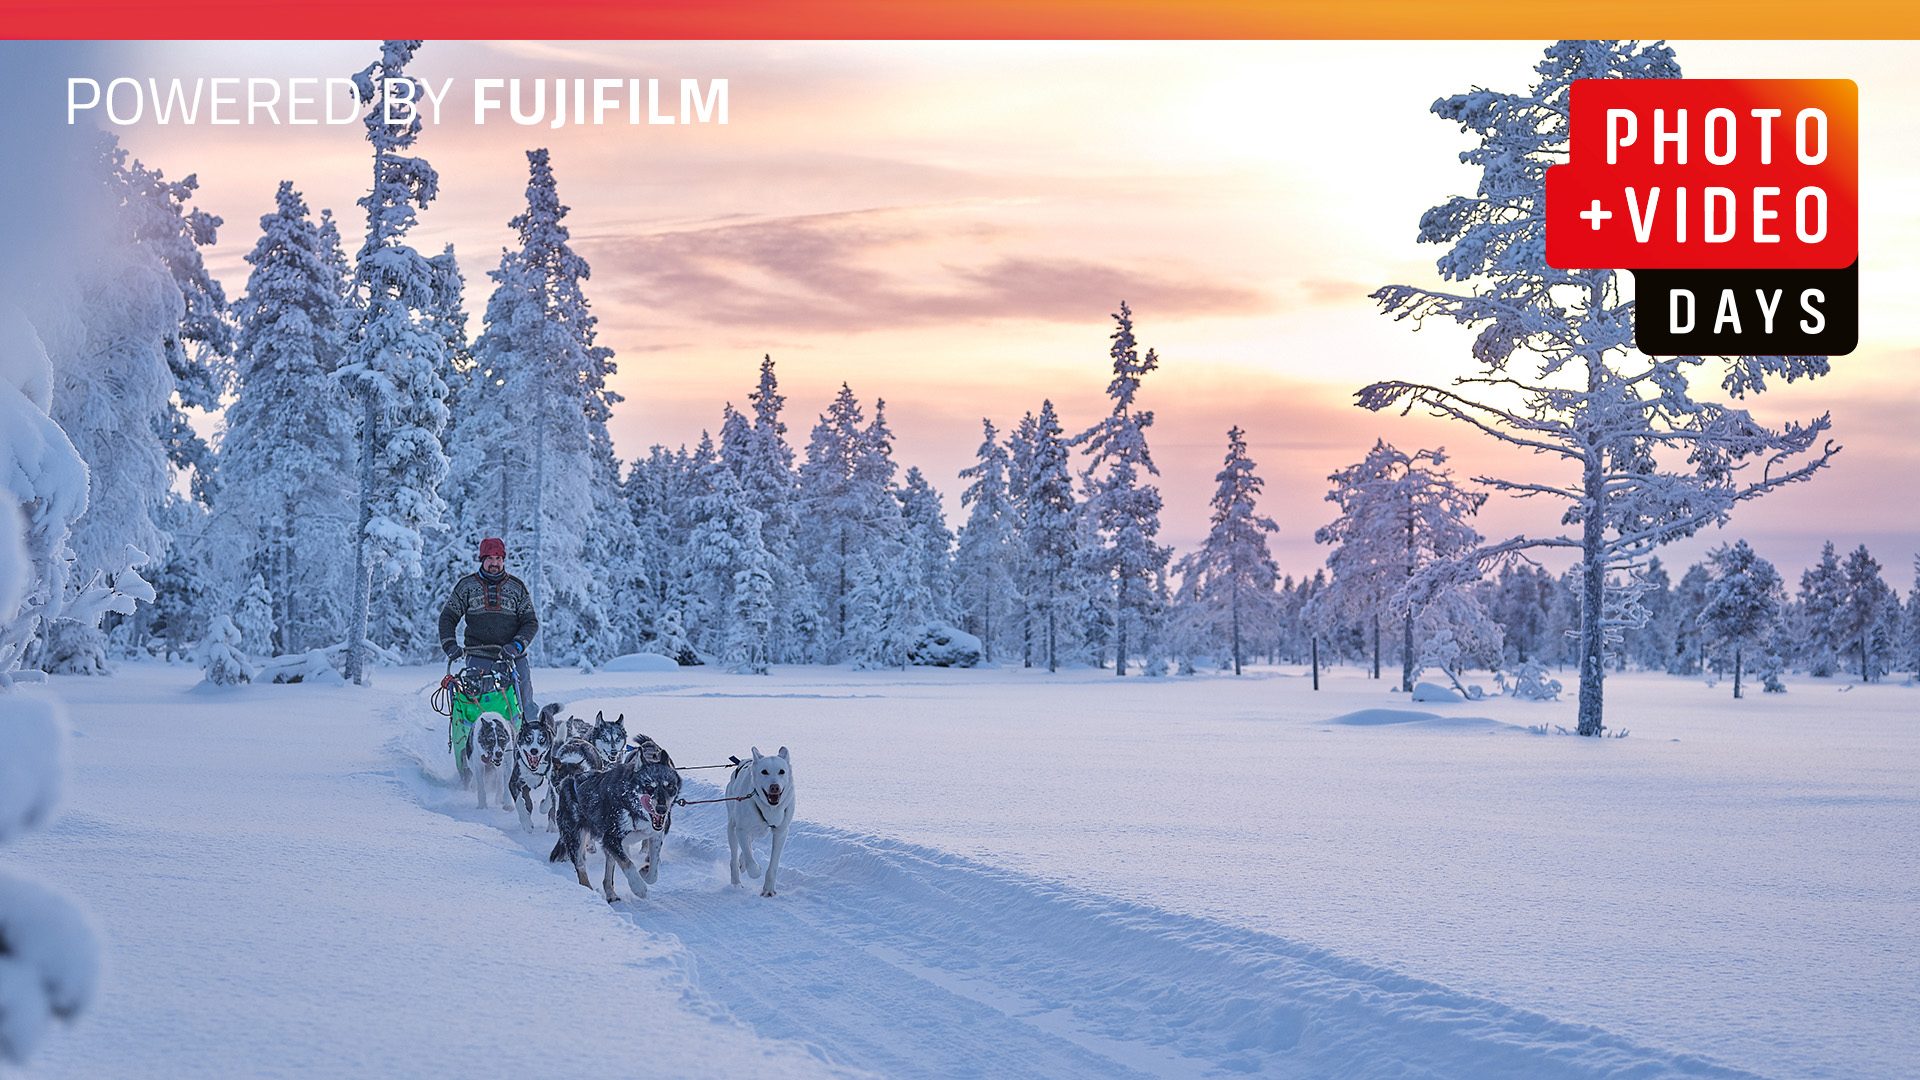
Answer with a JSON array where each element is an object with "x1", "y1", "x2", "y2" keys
[
  {"x1": 504, "y1": 640, "x2": 525, "y2": 658},
  {"x1": 443, "y1": 641, "x2": 462, "y2": 660}
]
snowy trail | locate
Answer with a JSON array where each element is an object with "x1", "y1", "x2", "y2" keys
[{"x1": 423, "y1": 770, "x2": 1764, "y2": 1080}]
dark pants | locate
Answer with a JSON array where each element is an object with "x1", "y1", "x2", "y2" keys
[{"x1": 512, "y1": 653, "x2": 535, "y2": 726}]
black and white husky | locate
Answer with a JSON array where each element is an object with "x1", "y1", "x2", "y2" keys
[
  {"x1": 547, "y1": 733, "x2": 607, "y2": 838},
  {"x1": 549, "y1": 760, "x2": 677, "y2": 903},
  {"x1": 507, "y1": 711, "x2": 556, "y2": 833},
  {"x1": 471, "y1": 712, "x2": 516, "y2": 811},
  {"x1": 619, "y1": 734, "x2": 682, "y2": 881},
  {"x1": 726, "y1": 746, "x2": 794, "y2": 897},
  {"x1": 589, "y1": 711, "x2": 627, "y2": 765}
]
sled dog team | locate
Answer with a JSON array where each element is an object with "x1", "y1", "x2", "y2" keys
[{"x1": 467, "y1": 702, "x2": 795, "y2": 902}]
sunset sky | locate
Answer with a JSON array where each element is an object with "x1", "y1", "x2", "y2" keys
[{"x1": 78, "y1": 39, "x2": 1920, "y2": 579}]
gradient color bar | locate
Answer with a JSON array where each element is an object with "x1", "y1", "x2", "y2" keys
[{"x1": 4, "y1": 0, "x2": 1920, "y2": 39}]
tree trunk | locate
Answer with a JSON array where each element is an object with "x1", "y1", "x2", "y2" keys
[
  {"x1": 1231, "y1": 580, "x2": 1242, "y2": 675},
  {"x1": 1115, "y1": 600, "x2": 1128, "y2": 676},
  {"x1": 1733, "y1": 645, "x2": 1743, "y2": 699},
  {"x1": 1046, "y1": 596, "x2": 1057, "y2": 673},
  {"x1": 1401, "y1": 612, "x2": 1414, "y2": 692},
  {"x1": 497, "y1": 444, "x2": 508, "y2": 538},
  {"x1": 345, "y1": 390, "x2": 377, "y2": 686},
  {"x1": 1311, "y1": 635, "x2": 1320, "y2": 690},
  {"x1": 531, "y1": 381, "x2": 547, "y2": 665},
  {"x1": 1023, "y1": 600, "x2": 1033, "y2": 668},
  {"x1": 278, "y1": 502, "x2": 293, "y2": 655},
  {"x1": 1371, "y1": 613, "x2": 1380, "y2": 680},
  {"x1": 1576, "y1": 412, "x2": 1607, "y2": 737}
]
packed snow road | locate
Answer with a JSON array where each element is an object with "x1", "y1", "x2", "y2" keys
[{"x1": 13, "y1": 661, "x2": 1915, "y2": 1078}]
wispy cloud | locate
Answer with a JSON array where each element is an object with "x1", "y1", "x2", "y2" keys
[{"x1": 580, "y1": 206, "x2": 1268, "y2": 333}]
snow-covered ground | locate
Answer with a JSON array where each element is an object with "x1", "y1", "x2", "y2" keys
[{"x1": 8, "y1": 661, "x2": 1915, "y2": 1079}]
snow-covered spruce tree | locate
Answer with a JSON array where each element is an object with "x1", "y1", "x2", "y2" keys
[
  {"x1": 1795, "y1": 541, "x2": 1845, "y2": 677},
  {"x1": 1176, "y1": 426, "x2": 1280, "y2": 675},
  {"x1": 465, "y1": 149, "x2": 622, "y2": 664},
  {"x1": 664, "y1": 441, "x2": 724, "y2": 655},
  {"x1": 1364, "y1": 40, "x2": 1837, "y2": 735},
  {"x1": 1314, "y1": 441, "x2": 1485, "y2": 690},
  {"x1": 436, "y1": 259, "x2": 513, "y2": 623},
  {"x1": 719, "y1": 357, "x2": 809, "y2": 663},
  {"x1": 41, "y1": 135, "x2": 221, "y2": 669},
  {"x1": 339, "y1": 41, "x2": 453, "y2": 684},
  {"x1": 798, "y1": 386, "x2": 907, "y2": 658},
  {"x1": 2, "y1": 310, "x2": 152, "y2": 682},
  {"x1": 1838, "y1": 544, "x2": 1891, "y2": 683},
  {"x1": 729, "y1": 552, "x2": 776, "y2": 675},
  {"x1": 1486, "y1": 562, "x2": 1551, "y2": 664},
  {"x1": 1, "y1": 509, "x2": 100, "y2": 1064},
  {"x1": 234, "y1": 573, "x2": 275, "y2": 658},
  {"x1": 797, "y1": 385, "x2": 863, "y2": 653},
  {"x1": 685, "y1": 466, "x2": 774, "y2": 670},
  {"x1": 128, "y1": 150, "x2": 234, "y2": 512},
  {"x1": 954, "y1": 419, "x2": 1017, "y2": 662},
  {"x1": 381, "y1": 243, "x2": 470, "y2": 663},
  {"x1": 1019, "y1": 401, "x2": 1080, "y2": 672},
  {"x1": 842, "y1": 546, "x2": 931, "y2": 670},
  {"x1": 1903, "y1": 557, "x2": 1920, "y2": 682},
  {"x1": 1669, "y1": 561, "x2": 1712, "y2": 676},
  {"x1": 895, "y1": 466, "x2": 955, "y2": 624},
  {"x1": 1697, "y1": 539, "x2": 1783, "y2": 699},
  {"x1": 216, "y1": 181, "x2": 358, "y2": 655},
  {"x1": 194, "y1": 613, "x2": 252, "y2": 686},
  {"x1": 1006, "y1": 410, "x2": 1038, "y2": 665},
  {"x1": 1072, "y1": 303, "x2": 1170, "y2": 676},
  {"x1": 622, "y1": 444, "x2": 681, "y2": 655},
  {"x1": 585, "y1": 426, "x2": 647, "y2": 663}
]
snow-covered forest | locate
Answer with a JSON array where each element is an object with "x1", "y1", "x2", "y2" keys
[
  {"x1": 2, "y1": 41, "x2": 1916, "y2": 707},
  {"x1": 5, "y1": 37, "x2": 1918, "y2": 1077}
]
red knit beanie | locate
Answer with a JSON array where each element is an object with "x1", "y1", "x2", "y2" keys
[{"x1": 478, "y1": 537, "x2": 507, "y2": 560}]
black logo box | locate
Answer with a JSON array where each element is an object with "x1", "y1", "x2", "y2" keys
[{"x1": 1633, "y1": 262, "x2": 1856, "y2": 357}]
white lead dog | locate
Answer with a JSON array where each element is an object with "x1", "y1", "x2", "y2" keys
[{"x1": 726, "y1": 746, "x2": 794, "y2": 897}]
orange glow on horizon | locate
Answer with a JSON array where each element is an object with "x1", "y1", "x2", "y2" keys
[{"x1": 4, "y1": 0, "x2": 1920, "y2": 39}]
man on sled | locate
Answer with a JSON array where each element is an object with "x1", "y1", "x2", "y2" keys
[{"x1": 438, "y1": 537, "x2": 541, "y2": 781}]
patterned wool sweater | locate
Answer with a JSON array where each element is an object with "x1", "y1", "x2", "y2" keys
[{"x1": 438, "y1": 572, "x2": 540, "y2": 653}]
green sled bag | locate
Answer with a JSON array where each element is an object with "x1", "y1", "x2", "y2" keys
[{"x1": 449, "y1": 665, "x2": 521, "y2": 774}]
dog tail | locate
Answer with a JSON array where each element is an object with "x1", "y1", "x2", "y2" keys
[{"x1": 548, "y1": 837, "x2": 566, "y2": 863}]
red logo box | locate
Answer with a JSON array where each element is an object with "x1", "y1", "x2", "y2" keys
[{"x1": 1547, "y1": 79, "x2": 1856, "y2": 271}]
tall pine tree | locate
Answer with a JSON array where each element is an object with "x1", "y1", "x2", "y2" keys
[
  {"x1": 1020, "y1": 401, "x2": 1079, "y2": 672},
  {"x1": 464, "y1": 148, "x2": 624, "y2": 664},
  {"x1": 1073, "y1": 303, "x2": 1169, "y2": 676},
  {"x1": 218, "y1": 181, "x2": 357, "y2": 655},
  {"x1": 1177, "y1": 426, "x2": 1280, "y2": 675},
  {"x1": 339, "y1": 41, "x2": 453, "y2": 683},
  {"x1": 954, "y1": 419, "x2": 1016, "y2": 662}
]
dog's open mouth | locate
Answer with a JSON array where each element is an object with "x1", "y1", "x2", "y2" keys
[{"x1": 765, "y1": 785, "x2": 782, "y2": 806}]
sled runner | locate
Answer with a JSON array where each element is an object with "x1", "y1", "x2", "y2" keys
[{"x1": 434, "y1": 645, "x2": 522, "y2": 786}]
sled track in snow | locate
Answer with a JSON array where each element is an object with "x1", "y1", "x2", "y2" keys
[{"x1": 407, "y1": 755, "x2": 1763, "y2": 1080}]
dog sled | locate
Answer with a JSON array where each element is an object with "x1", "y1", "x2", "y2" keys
[{"x1": 432, "y1": 644, "x2": 522, "y2": 785}]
